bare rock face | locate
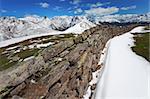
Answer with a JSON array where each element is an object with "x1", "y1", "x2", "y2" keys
[
  {"x1": 42, "y1": 40, "x2": 74, "y2": 62},
  {"x1": 0, "y1": 24, "x2": 138, "y2": 98},
  {"x1": 9, "y1": 82, "x2": 26, "y2": 96}
]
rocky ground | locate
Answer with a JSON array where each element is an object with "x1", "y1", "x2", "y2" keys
[
  {"x1": 0, "y1": 24, "x2": 139, "y2": 99},
  {"x1": 0, "y1": 34, "x2": 76, "y2": 71}
]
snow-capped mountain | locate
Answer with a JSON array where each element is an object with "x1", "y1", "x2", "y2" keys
[
  {"x1": 0, "y1": 13, "x2": 149, "y2": 42},
  {"x1": 49, "y1": 16, "x2": 87, "y2": 31},
  {"x1": 0, "y1": 15, "x2": 94, "y2": 41},
  {"x1": 64, "y1": 19, "x2": 96, "y2": 34},
  {"x1": 0, "y1": 16, "x2": 57, "y2": 41}
]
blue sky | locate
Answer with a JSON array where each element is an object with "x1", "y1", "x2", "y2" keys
[{"x1": 0, "y1": 0, "x2": 149, "y2": 17}]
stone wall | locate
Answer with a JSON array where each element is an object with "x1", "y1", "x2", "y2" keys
[{"x1": 0, "y1": 24, "x2": 138, "y2": 98}]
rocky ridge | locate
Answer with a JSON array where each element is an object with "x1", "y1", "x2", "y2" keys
[{"x1": 0, "y1": 24, "x2": 139, "y2": 99}]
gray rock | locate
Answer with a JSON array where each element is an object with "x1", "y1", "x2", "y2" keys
[
  {"x1": 41, "y1": 61, "x2": 70, "y2": 88},
  {"x1": 81, "y1": 31, "x2": 88, "y2": 41},
  {"x1": 73, "y1": 35, "x2": 83, "y2": 44},
  {"x1": 65, "y1": 42, "x2": 89, "y2": 63},
  {"x1": 42, "y1": 40, "x2": 74, "y2": 61},
  {"x1": 59, "y1": 50, "x2": 70, "y2": 57},
  {"x1": 12, "y1": 95, "x2": 23, "y2": 99},
  {"x1": 10, "y1": 82, "x2": 26, "y2": 96}
]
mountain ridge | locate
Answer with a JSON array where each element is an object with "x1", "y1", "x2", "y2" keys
[{"x1": 0, "y1": 13, "x2": 149, "y2": 41}]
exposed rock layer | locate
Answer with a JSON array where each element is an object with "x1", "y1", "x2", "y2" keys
[{"x1": 0, "y1": 24, "x2": 139, "y2": 98}]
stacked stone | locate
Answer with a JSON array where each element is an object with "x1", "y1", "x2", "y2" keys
[{"x1": 0, "y1": 24, "x2": 138, "y2": 99}]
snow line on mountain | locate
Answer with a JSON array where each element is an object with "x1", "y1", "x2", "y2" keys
[
  {"x1": 0, "y1": 16, "x2": 95, "y2": 41},
  {"x1": 0, "y1": 31, "x2": 63, "y2": 48},
  {"x1": 0, "y1": 19, "x2": 95, "y2": 48}
]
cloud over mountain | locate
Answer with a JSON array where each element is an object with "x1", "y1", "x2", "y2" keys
[
  {"x1": 39, "y1": 2, "x2": 49, "y2": 8},
  {"x1": 74, "y1": 8, "x2": 83, "y2": 14},
  {"x1": 0, "y1": 9, "x2": 7, "y2": 13},
  {"x1": 85, "y1": 7, "x2": 119, "y2": 16},
  {"x1": 121, "y1": 5, "x2": 136, "y2": 10},
  {"x1": 70, "y1": 0, "x2": 81, "y2": 5}
]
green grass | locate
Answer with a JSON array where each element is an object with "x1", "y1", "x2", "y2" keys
[
  {"x1": 0, "y1": 55, "x2": 10, "y2": 66},
  {"x1": 0, "y1": 61, "x2": 18, "y2": 71},
  {"x1": 0, "y1": 34, "x2": 76, "y2": 71},
  {"x1": 0, "y1": 48, "x2": 40, "y2": 71},
  {"x1": 132, "y1": 33, "x2": 150, "y2": 61},
  {"x1": 14, "y1": 48, "x2": 39, "y2": 59},
  {"x1": 0, "y1": 48, "x2": 5, "y2": 54},
  {"x1": 0, "y1": 54, "x2": 18, "y2": 71}
]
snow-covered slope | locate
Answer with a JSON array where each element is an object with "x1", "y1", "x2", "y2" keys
[
  {"x1": 130, "y1": 26, "x2": 150, "y2": 33},
  {"x1": 95, "y1": 27, "x2": 150, "y2": 99},
  {"x1": 64, "y1": 19, "x2": 96, "y2": 34},
  {"x1": 0, "y1": 13, "x2": 149, "y2": 41},
  {"x1": 0, "y1": 16, "x2": 57, "y2": 41},
  {"x1": 0, "y1": 16, "x2": 96, "y2": 48},
  {"x1": 0, "y1": 31, "x2": 62, "y2": 48},
  {"x1": 49, "y1": 16, "x2": 87, "y2": 31},
  {"x1": 0, "y1": 15, "x2": 89, "y2": 41}
]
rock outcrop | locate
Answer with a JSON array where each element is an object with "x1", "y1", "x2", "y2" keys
[{"x1": 0, "y1": 24, "x2": 139, "y2": 99}]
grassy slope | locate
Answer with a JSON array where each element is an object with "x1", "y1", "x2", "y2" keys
[
  {"x1": 132, "y1": 32, "x2": 149, "y2": 61},
  {"x1": 0, "y1": 34, "x2": 76, "y2": 71}
]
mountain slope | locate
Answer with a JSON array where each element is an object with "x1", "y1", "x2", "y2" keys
[
  {"x1": 64, "y1": 19, "x2": 96, "y2": 34},
  {"x1": 0, "y1": 16, "x2": 88, "y2": 41},
  {"x1": 0, "y1": 16, "x2": 96, "y2": 47},
  {"x1": 0, "y1": 13, "x2": 149, "y2": 41},
  {"x1": 49, "y1": 16, "x2": 87, "y2": 31}
]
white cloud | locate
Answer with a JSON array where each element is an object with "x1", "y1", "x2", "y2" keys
[
  {"x1": 85, "y1": 7, "x2": 119, "y2": 16},
  {"x1": 53, "y1": 6, "x2": 62, "y2": 11},
  {"x1": 121, "y1": 5, "x2": 136, "y2": 10},
  {"x1": 70, "y1": 0, "x2": 81, "y2": 5},
  {"x1": 74, "y1": 8, "x2": 83, "y2": 14},
  {"x1": 87, "y1": 2, "x2": 110, "y2": 8},
  {"x1": 90, "y1": 2, "x2": 103, "y2": 8},
  {"x1": 1, "y1": 9, "x2": 7, "y2": 13},
  {"x1": 39, "y1": 2, "x2": 49, "y2": 8}
]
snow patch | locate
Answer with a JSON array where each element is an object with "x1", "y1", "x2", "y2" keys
[
  {"x1": 6, "y1": 45, "x2": 19, "y2": 50},
  {"x1": 31, "y1": 79, "x2": 36, "y2": 84},
  {"x1": 23, "y1": 56, "x2": 35, "y2": 61},
  {"x1": 0, "y1": 31, "x2": 62, "y2": 48},
  {"x1": 64, "y1": 19, "x2": 96, "y2": 34},
  {"x1": 36, "y1": 42, "x2": 54, "y2": 48},
  {"x1": 130, "y1": 26, "x2": 150, "y2": 33}
]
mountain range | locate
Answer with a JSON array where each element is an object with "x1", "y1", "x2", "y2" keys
[{"x1": 0, "y1": 13, "x2": 149, "y2": 41}]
